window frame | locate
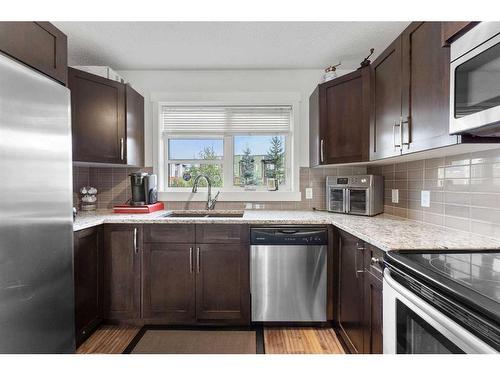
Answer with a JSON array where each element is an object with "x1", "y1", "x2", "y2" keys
[
  {"x1": 153, "y1": 94, "x2": 301, "y2": 202},
  {"x1": 164, "y1": 133, "x2": 291, "y2": 192}
]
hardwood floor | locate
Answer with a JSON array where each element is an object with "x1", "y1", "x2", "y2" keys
[
  {"x1": 77, "y1": 325, "x2": 345, "y2": 354},
  {"x1": 264, "y1": 327, "x2": 345, "y2": 354},
  {"x1": 76, "y1": 325, "x2": 140, "y2": 354}
]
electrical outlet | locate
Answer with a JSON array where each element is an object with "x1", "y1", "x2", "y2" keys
[
  {"x1": 305, "y1": 188, "x2": 313, "y2": 199},
  {"x1": 391, "y1": 189, "x2": 399, "y2": 204},
  {"x1": 245, "y1": 203, "x2": 253, "y2": 209},
  {"x1": 421, "y1": 190, "x2": 431, "y2": 208}
]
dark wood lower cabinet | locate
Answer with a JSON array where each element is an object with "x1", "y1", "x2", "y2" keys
[
  {"x1": 142, "y1": 243, "x2": 196, "y2": 323},
  {"x1": 141, "y1": 224, "x2": 250, "y2": 325},
  {"x1": 338, "y1": 231, "x2": 365, "y2": 354},
  {"x1": 102, "y1": 225, "x2": 141, "y2": 321},
  {"x1": 196, "y1": 243, "x2": 250, "y2": 324},
  {"x1": 74, "y1": 227, "x2": 102, "y2": 347},
  {"x1": 336, "y1": 230, "x2": 384, "y2": 354},
  {"x1": 364, "y1": 271, "x2": 383, "y2": 354}
]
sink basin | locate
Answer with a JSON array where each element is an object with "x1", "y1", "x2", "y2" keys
[{"x1": 162, "y1": 210, "x2": 244, "y2": 218}]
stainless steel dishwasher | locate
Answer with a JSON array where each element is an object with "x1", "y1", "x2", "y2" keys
[{"x1": 250, "y1": 227, "x2": 328, "y2": 322}]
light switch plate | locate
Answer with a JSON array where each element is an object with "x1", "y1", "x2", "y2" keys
[
  {"x1": 421, "y1": 190, "x2": 431, "y2": 207},
  {"x1": 305, "y1": 188, "x2": 313, "y2": 199},
  {"x1": 391, "y1": 189, "x2": 399, "y2": 204}
]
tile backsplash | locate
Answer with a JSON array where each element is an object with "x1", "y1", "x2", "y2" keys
[
  {"x1": 368, "y1": 148, "x2": 500, "y2": 239},
  {"x1": 73, "y1": 165, "x2": 366, "y2": 211},
  {"x1": 73, "y1": 147, "x2": 500, "y2": 240}
]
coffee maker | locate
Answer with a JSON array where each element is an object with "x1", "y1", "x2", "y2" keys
[{"x1": 130, "y1": 172, "x2": 158, "y2": 206}]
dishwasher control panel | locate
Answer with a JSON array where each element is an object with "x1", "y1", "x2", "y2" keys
[{"x1": 250, "y1": 227, "x2": 328, "y2": 245}]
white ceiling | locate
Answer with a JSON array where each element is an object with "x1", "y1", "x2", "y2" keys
[{"x1": 54, "y1": 22, "x2": 410, "y2": 70}]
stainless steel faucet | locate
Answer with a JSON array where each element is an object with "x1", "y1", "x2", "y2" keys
[{"x1": 191, "y1": 174, "x2": 220, "y2": 210}]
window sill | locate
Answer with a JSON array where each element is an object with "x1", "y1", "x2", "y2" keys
[{"x1": 158, "y1": 190, "x2": 302, "y2": 202}]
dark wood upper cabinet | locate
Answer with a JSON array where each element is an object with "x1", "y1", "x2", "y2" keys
[
  {"x1": 401, "y1": 22, "x2": 458, "y2": 153},
  {"x1": 69, "y1": 68, "x2": 145, "y2": 166},
  {"x1": 309, "y1": 67, "x2": 370, "y2": 166},
  {"x1": 196, "y1": 243, "x2": 250, "y2": 324},
  {"x1": 370, "y1": 36, "x2": 403, "y2": 160},
  {"x1": 0, "y1": 22, "x2": 67, "y2": 85},
  {"x1": 102, "y1": 225, "x2": 141, "y2": 320},
  {"x1": 441, "y1": 22, "x2": 478, "y2": 46},
  {"x1": 69, "y1": 67, "x2": 126, "y2": 164},
  {"x1": 142, "y1": 243, "x2": 196, "y2": 323},
  {"x1": 125, "y1": 84, "x2": 145, "y2": 167},
  {"x1": 74, "y1": 226, "x2": 102, "y2": 347},
  {"x1": 337, "y1": 230, "x2": 365, "y2": 354}
]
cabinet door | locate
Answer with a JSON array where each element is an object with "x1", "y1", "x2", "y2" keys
[
  {"x1": 0, "y1": 22, "x2": 67, "y2": 85},
  {"x1": 69, "y1": 67, "x2": 126, "y2": 164},
  {"x1": 441, "y1": 22, "x2": 478, "y2": 46},
  {"x1": 142, "y1": 243, "x2": 196, "y2": 323},
  {"x1": 402, "y1": 22, "x2": 458, "y2": 154},
  {"x1": 363, "y1": 244, "x2": 384, "y2": 354},
  {"x1": 370, "y1": 36, "x2": 403, "y2": 160},
  {"x1": 363, "y1": 271, "x2": 383, "y2": 354},
  {"x1": 125, "y1": 85, "x2": 145, "y2": 167},
  {"x1": 338, "y1": 231, "x2": 365, "y2": 354},
  {"x1": 320, "y1": 68, "x2": 370, "y2": 164},
  {"x1": 74, "y1": 227, "x2": 102, "y2": 346},
  {"x1": 102, "y1": 225, "x2": 141, "y2": 320},
  {"x1": 309, "y1": 86, "x2": 321, "y2": 167},
  {"x1": 195, "y1": 244, "x2": 250, "y2": 324}
]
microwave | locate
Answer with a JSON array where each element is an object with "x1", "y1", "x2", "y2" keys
[
  {"x1": 326, "y1": 175, "x2": 383, "y2": 216},
  {"x1": 450, "y1": 22, "x2": 500, "y2": 136}
]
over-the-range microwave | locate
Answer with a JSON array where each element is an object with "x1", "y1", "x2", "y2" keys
[{"x1": 450, "y1": 22, "x2": 500, "y2": 137}]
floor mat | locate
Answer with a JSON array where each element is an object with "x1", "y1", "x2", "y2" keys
[{"x1": 123, "y1": 327, "x2": 263, "y2": 354}]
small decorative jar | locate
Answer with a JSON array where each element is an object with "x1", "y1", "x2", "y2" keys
[{"x1": 80, "y1": 186, "x2": 98, "y2": 211}]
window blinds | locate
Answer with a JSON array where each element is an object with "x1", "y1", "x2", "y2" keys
[{"x1": 161, "y1": 105, "x2": 292, "y2": 134}]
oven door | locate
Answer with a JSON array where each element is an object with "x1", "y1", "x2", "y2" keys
[
  {"x1": 328, "y1": 187, "x2": 346, "y2": 213},
  {"x1": 450, "y1": 23, "x2": 500, "y2": 136},
  {"x1": 347, "y1": 188, "x2": 368, "y2": 215},
  {"x1": 383, "y1": 269, "x2": 497, "y2": 354}
]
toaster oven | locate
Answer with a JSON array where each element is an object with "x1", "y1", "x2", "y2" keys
[{"x1": 326, "y1": 175, "x2": 383, "y2": 216}]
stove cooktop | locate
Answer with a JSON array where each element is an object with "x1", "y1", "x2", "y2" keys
[{"x1": 386, "y1": 251, "x2": 500, "y2": 322}]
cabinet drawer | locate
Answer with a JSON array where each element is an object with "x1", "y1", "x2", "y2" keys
[
  {"x1": 365, "y1": 244, "x2": 384, "y2": 277},
  {"x1": 144, "y1": 224, "x2": 195, "y2": 243},
  {"x1": 196, "y1": 224, "x2": 249, "y2": 244}
]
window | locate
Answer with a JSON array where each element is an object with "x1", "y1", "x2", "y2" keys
[{"x1": 162, "y1": 105, "x2": 292, "y2": 191}]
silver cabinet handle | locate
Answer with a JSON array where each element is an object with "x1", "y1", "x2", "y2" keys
[
  {"x1": 320, "y1": 139, "x2": 324, "y2": 163},
  {"x1": 120, "y1": 138, "x2": 124, "y2": 160},
  {"x1": 371, "y1": 257, "x2": 382, "y2": 266},
  {"x1": 189, "y1": 247, "x2": 193, "y2": 273},
  {"x1": 401, "y1": 116, "x2": 410, "y2": 147},
  {"x1": 133, "y1": 227, "x2": 138, "y2": 255},
  {"x1": 196, "y1": 247, "x2": 200, "y2": 274},
  {"x1": 393, "y1": 121, "x2": 401, "y2": 148},
  {"x1": 355, "y1": 242, "x2": 364, "y2": 278}
]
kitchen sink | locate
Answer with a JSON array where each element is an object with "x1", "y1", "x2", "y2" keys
[{"x1": 162, "y1": 210, "x2": 244, "y2": 218}]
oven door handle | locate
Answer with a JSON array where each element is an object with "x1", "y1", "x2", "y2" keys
[{"x1": 383, "y1": 268, "x2": 497, "y2": 354}]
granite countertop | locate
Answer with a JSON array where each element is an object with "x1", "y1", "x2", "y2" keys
[{"x1": 73, "y1": 209, "x2": 500, "y2": 252}]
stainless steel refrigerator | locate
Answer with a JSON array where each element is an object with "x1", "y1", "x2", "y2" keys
[{"x1": 0, "y1": 52, "x2": 75, "y2": 353}]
